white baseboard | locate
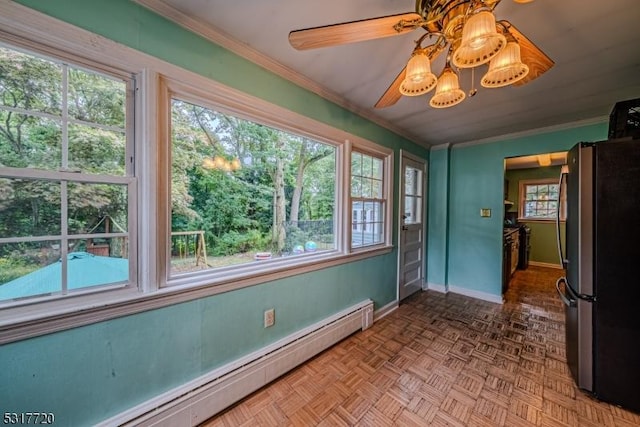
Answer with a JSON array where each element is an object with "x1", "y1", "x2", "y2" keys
[
  {"x1": 448, "y1": 285, "x2": 504, "y2": 304},
  {"x1": 98, "y1": 299, "x2": 374, "y2": 427},
  {"x1": 426, "y1": 282, "x2": 447, "y2": 293},
  {"x1": 374, "y1": 300, "x2": 397, "y2": 321},
  {"x1": 528, "y1": 261, "x2": 563, "y2": 269}
]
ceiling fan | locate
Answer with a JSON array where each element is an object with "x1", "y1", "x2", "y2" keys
[{"x1": 289, "y1": 0, "x2": 553, "y2": 109}]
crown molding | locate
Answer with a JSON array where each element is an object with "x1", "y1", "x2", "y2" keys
[
  {"x1": 452, "y1": 116, "x2": 609, "y2": 149},
  {"x1": 133, "y1": 0, "x2": 428, "y2": 148},
  {"x1": 430, "y1": 143, "x2": 450, "y2": 151}
]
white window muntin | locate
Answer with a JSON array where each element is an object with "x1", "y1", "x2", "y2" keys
[
  {"x1": 518, "y1": 178, "x2": 566, "y2": 221},
  {"x1": 0, "y1": 42, "x2": 138, "y2": 306},
  {"x1": 350, "y1": 148, "x2": 388, "y2": 250}
]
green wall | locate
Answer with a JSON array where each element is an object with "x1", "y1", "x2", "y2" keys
[
  {"x1": 505, "y1": 166, "x2": 566, "y2": 265},
  {"x1": 427, "y1": 122, "x2": 608, "y2": 295},
  {"x1": 1, "y1": 256, "x2": 396, "y2": 425},
  {"x1": 1, "y1": 1, "x2": 429, "y2": 425},
  {"x1": 426, "y1": 146, "x2": 450, "y2": 288}
]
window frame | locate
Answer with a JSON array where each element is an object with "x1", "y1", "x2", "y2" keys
[
  {"x1": 518, "y1": 178, "x2": 566, "y2": 222},
  {"x1": 158, "y1": 77, "x2": 394, "y2": 290},
  {"x1": 0, "y1": 41, "x2": 139, "y2": 308},
  {"x1": 349, "y1": 148, "x2": 389, "y2": 250}
]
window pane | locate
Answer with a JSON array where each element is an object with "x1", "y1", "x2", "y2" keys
[
  {"x1": 523, "y1": 182, "x2": 562, "y2": 219},
  {"x1": 405, "y1": 167, "x2": 421, "y2": 196},
  {"x1": 0, "y1": 178, "x2": 61, "y2": 238},
  {"x1": 351, "y1": 176, "x2": 362, "y2": 197},
  {"x1": 372, "y1": 157, "x2": 383, "y2": 180},
  {"x1": 0, "y1": 241, "x2": 61, "y2": 301},
  {"x1": 351, "y1": 152, "x2": 362, "y2": 176},
  {"x1": 362, "y1": 154, "x2": 373, "y2": 177},
  {"x1": 170, "y1": 98, "x2": 336, "y2": 275},
  {"x1": 68, "y1": 68, "x2": 126, "y2": 127},
  {"x1": 0, "y1": 111, "x2": 62, "y2": 170},
  {"x1": 68, "y1": 124, "x2": 126, "y2": 175},
  {"x1": 372, "y1": 179, "x2": 383, "y2": 199},
  {"x1": 362, "y1": 178, "x2": 374, "y2": 198},
  {"x1": 404, "y1": 195, "x2": 421, "y2": 225},
  {"x1": 0, "y1": 46, "x2": 62, "y2": 115},
  {"x1": 525, "y1": 201, "x2": 535, "y2": 216},
  {"x1": 68, "y1": 182, "x2": 128, "y2": 235},
  {"x1": 67, "y1": 239, "x2": 128, "y2": 289},
  {"x1": 352, "y1": 201, "x2": 383, "y2": 247}
]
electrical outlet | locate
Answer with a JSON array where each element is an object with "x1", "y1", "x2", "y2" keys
[
  {"x1": 480, "y1": 208, "x2": 491, "y2": 217},
  {"x1": 264, "y1": 308, "x2": 275, "y2": 328}
]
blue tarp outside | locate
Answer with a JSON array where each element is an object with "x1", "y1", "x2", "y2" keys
[{"x1": 0, "y1": 252, "x2": 128, "y2": 301}]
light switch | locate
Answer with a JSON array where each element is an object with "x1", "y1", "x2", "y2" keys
[{"x1": 480, "y1": 208, "x2": 491, "y2": 217}]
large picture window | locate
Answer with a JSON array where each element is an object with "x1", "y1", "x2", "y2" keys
[
  {"x1": 170, "y1": 98, "x2": 337, "y2": 276},
  {"x1": 0, "y1": 44, "x2": 135, "y2": 304}
]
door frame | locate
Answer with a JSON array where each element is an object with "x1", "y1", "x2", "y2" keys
[{"x1": 397, "y1": 150, "x2": 428, "y2": 301}]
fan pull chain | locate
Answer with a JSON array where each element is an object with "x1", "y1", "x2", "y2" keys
[{"x1": 469, "y1": 67, "x2": 477, "y2": 97}]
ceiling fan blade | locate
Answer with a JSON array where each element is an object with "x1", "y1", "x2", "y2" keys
[
  {"x1": 375, "y1": 46, "x2": 444, "y2": 108},
  {"x1": 506, "y1": 23, "x2": 554, "y2": 86},
  {"x1": 289, "y1": 13, "x2": 422, "y2": 50},
  {"x1": 375, "y1": 67, "x2": 406, "y2": 108}
]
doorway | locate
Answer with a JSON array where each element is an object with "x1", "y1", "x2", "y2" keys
[
  {"x1": 503, "y1": 151, "x2": 567, "y2": 285},
  {"x1": 399, "y1": 151, "x2": 427, "y2": 301}
]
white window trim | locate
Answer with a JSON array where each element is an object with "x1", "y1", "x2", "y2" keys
[
  {"x1": 518, "y1": 178, "x2": 566, "y2": 222},
  {"x1": 349, "y1": 149, "x2": 389, "y2": 250},
  {"x1": 0, "y1": 2, "x2": 394, "y2": 344},
  {"x1": 158, "y1": 76, "x2": 394, "y2": 288},
  {"x1": 346, "y1": 144, "x2": 394, "y2": 253}
]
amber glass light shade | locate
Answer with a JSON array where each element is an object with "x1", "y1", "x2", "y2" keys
[
  {"x1": 481, "y1": 41, "x2": 529, "y2": 88},
  {"x1": 429, "y1": 66, "x2": 466, "y2": 108},
  {"x1": 452, "y1": 11, "x2": 506, "y2": 68},
  {"x1": 400, "y1": 51, "x2": 437, "y2": 96}
]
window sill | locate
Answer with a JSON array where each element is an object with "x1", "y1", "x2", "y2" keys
[
  {"x1": 518, "y1": 218, "x2": 566, "y2": 223},
  {"x1": 0, "y1": 245, "x2": 393, "y2": 344}
]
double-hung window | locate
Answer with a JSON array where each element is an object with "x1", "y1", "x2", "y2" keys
[
  {"x1": 0, "y1": 43, "x2": 136, "y2": 305},
  {"x1": 351, "y1": 151, "x2": 386, "y2": 248}
]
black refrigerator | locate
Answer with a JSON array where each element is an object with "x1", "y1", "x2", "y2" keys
[{"x1": 556, "y1": 138, "x2": 640, "y2": 413}]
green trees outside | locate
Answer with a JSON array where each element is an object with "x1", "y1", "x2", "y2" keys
[
  {"x1": 0, "y1": 45, "x2": 337, "y2": 287},
  {"x1": 170, "y1": 100, "x2": 336, "y2": 270},
  {"x1": 0, "y1": 46, "x2": 128, "y2": 285}
]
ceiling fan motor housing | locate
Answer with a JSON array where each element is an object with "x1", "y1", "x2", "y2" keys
[{"x1": 418, "y1": 0, "x2": 502, "y2": 37}]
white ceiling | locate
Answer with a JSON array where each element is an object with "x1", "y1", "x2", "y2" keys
[{"x1": 142, "y1": 0, "x2": 640, "y2": 148}]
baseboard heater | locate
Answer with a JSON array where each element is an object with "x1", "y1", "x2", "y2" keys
[{"x1": 99, "y1": 299, "x2": 374, "y2": 427}]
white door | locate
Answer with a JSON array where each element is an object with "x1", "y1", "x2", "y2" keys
[{"x1": 399, "y1": 152, "x2": 426, "y2": 301}]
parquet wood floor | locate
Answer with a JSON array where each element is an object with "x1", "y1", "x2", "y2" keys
[{"x1": 202, "y1": 267, "x2": 640, "y2": 426}]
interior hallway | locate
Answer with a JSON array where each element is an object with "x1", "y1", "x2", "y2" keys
[{"x1": 202, "y1": 267, "x2": 640, "y2": 426}]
